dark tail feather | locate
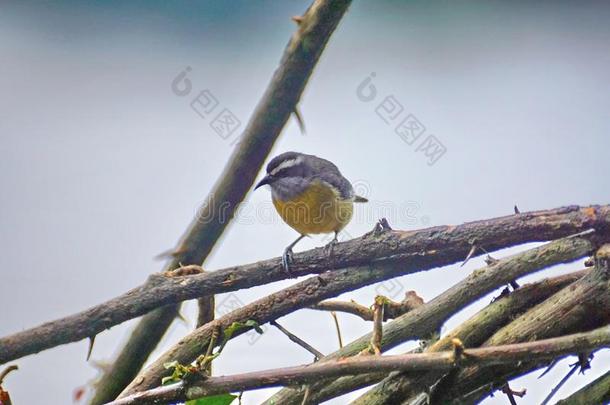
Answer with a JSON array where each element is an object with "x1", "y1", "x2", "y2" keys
[{"x1": 354, "y1": 195, "x2": 368, "y2": 203}]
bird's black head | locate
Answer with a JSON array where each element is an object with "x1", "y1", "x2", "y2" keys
[{"x1": 255, "y1": 152, "x2": 306, "y2": 190}]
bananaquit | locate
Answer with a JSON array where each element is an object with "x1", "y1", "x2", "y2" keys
[{"x1": 255, "y1": 151, "x2": 368, "y2": 273}]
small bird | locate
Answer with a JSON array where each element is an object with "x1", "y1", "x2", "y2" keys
[{"x1": 255, "y1": 151, "x2": 368, "y2": 273}]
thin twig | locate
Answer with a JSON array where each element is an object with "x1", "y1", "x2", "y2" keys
[
  {"x1": 300, "y1": 386, "x2": 311, "y2": 405},
  {"x1": 501, "y1": 383, "x2": 526, "y2": 405},
  {"x1": 370, "y1": 297, "x2": 385, "y2": 355},
  {"x1": 0, "y1": 365, "x2": 18, "y2": 385},
  {"x1": 330, "y1": 312, "x2": 343, "y2": 349},
  {"x1": 197, "y1": 324, "x2": 220, "y2": 374},
  {"x1": 312, "y1": 301, "x2": 373, "y2": 320},
  {"x1": 270, "y1": 321, "x2": 324, "y2": 360},
  {"x1": 540, "y1": 362, "x2": 580, "y2": 405},
  {"x1": 311, "y1": 291, "x2": 424, "y2": 321}
]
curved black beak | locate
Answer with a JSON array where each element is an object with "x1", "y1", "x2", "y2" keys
[{"x1": 254, "y1": 175, "x2": 272, "y2": 190}]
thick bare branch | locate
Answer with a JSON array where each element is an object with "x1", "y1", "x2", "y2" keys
[
  {"x1": 2, "y1": 206, "x2": 607, "y2": 369},
  {"x1": 108, "y1": 326, "x2": 610, "y2": 405}
]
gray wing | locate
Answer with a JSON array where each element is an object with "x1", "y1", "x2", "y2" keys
[
  {"x1": 311, "y1": 171, "x2": 354, "y2": 201},
  {"x1": 306, "y1": 154, "x2": 355, "y2": 200}
]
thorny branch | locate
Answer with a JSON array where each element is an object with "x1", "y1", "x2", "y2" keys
[
  {"x1": 349, "y1": 268, "x2": 592, "y2": 405},
  {"x1": 425, "y1": 243, "x2": 610, "y2": 404},
  {"x1": 0, "y1": 1, "x2": 605, "y2": 403},
  {"x1": 1, "y1": 205, "x2": 607, "y2": 369},
  {"x1": 289, "y1": 269, "x2": 590, "y2": 404},
  {"x1": 122, "y1": 221, "x2": 607, "y2": 397},
  {"x1": 264, "y1": 232, "x2": 605, "y2": 405},
  {"x1": 108, "y1": 326, "x2": 610, "y2": 405}
]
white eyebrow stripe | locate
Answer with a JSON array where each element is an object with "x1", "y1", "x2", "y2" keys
[{"x1": 270, "y1": 156, "x2": 302, "y2": 176}]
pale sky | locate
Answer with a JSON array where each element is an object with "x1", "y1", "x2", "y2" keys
[{"x1": 1, "y1": 1, "x2": 609, "y2": 404}]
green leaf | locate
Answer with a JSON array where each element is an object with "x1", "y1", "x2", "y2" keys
[
  {"x1": 186, "y1": 393, "x2": 237, "y2": 405},
  {"x1": 162, "y1": 360, "x2": 198, "y2": 385},
  {"x1": 216, "y1": 320, "x2": 264, "y2": 354},
  {"x1": 164, "y1": 361, "x2": 180, "y2": 369}
]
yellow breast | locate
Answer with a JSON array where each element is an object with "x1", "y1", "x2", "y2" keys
[{"x1": 272, "y1": 181, "x2": 354, "y2": 235}]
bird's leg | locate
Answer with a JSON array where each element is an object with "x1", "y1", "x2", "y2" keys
[
  {"x1": 324, "y1": 231, "x2": 339, "y2": 259},
  {"x1": 283, "y1": 234, "x2": 306, "y2": 276}
]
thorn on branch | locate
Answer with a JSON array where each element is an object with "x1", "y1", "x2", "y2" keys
[
  {"x1": 461, "y1": 244, "x2": 478, "y2": 267},
  {"x1": 572, "y1": 352, "x2": 593, "y2": 374},
  {"x1": 292, "y1": 106, "x2": 306, "y2": 134},
  {"x1": 485, "y1": 254, "x2": 500, "y2": 266},
  {"x1": 176, "y1": 311, "x2": 190, "y2": 327},
  {"x1": 538, "y1": 359, "x2": 559, "y2": 379},
  {"x1": 153, "y1": 246, "x2": 185, "y2": 261},
  {"x1": 369, "y1": 218, "x2": 392, "y2": 237},
  {"x1": 316, "y1": 275, "x2": 327, "y2": 287},
  {"x1": 491, "y1": 286, "x2": 511, "y2": 303},
  {"x1": 291, "y1": 15, "x2": 304, "y2": 25},
  {"x1": 86, "y1": 335, "x2": 96, "y2": 361},
  {"x1": 501, "y1": 382, "x2": 526, "y2": 405}
]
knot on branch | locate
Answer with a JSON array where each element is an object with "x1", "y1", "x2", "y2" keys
[
  {"x1": 595, "y1": 244, "x2": 610, "y2": 278},
  {"x1": 165, "y1": 264, "x2": 205, "y2": 277},
  {"x1": 451, "y1": 338, "x2": 465, "y2": 364}
]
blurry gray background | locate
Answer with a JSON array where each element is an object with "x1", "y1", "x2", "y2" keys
[{"x1": 1, "y1": 1, "x2": 609, "y2": 404}]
